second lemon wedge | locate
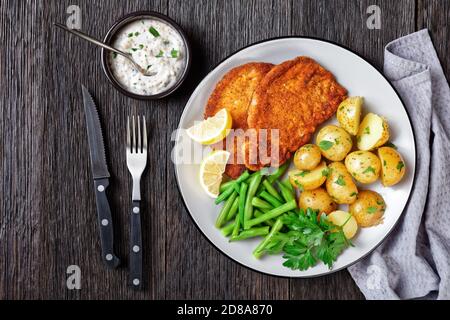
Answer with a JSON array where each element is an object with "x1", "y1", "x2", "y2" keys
[
  {"x1": 199, "y1": 150, "x2": 230, "y2": 198},
  {"x1": 186, "y1": 108, "x2": 232, "y2": 145}
]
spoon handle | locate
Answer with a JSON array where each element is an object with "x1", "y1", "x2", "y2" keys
[{"x1": 54, "y1": 23, "x2": 126, "y2": 57}]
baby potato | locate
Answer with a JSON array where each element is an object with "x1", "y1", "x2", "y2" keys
[
  {"x1": 349, "y1": 190, "x2": 386, "y2": 227},
  {"x1": 378, "y1": 147, "x2": 406, "y2": 186},
  {"x1": 326, "y1": 162, "x2": 358, "y2": 204},
  {"x1": 337, "y1": 96, "x2": 363, "y2": 136},
  {"x1": 327, "y1": 210, "x2": 358, "y2": 239},
  {"x1": 294, "y1": 144, "x2": 322, "y2": 170},
  {"x1": 345, "y1": 151, "x2": 381, "y2": 184},
  {"x1": 289, "y1": 161, "x2": 328, "y2": 191},
  {"x1": 298, "y1": 188, "x2": 337, "y2": 215},
  {"x1": 316, "y1": 125, "x2": 353, "y2": 161},
  {"x1": 356, "y1": 113, "x2": 390, "y2": 151}
]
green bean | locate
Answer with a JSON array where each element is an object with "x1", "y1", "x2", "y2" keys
[
  {"x1": 245, "y1": 199, "x2": 296, "y2": 229},
  {"x1": 220, "y1": 222, "x2": 235, "y2": 237},
  {"x1": 229, "y1": 226, "x2": 270, "y2": 242},
  {"x1": 282, "y1": 178, "x2": 295, "y2": 194},
  {"x1": 244, "y1": 174, "x2": 263, "y2": 226},
  {"x1": 215, "y1": 186, "x2": 235, "y2": 204},
  {"x1": 260, "y1": 190, "x2": 284, "y2": 208},
  {"x1": 215, "y1": 191, "x2": 238, "y2": 228},
  {"x1": 232, "y1": 214, "x2": 240, "y2": 237},
  {"x1": 219, "y1": 180, "x2": 235, "y2": 194},
  {"x1": 219, "y1": 170, "x2": 250, "y2": 195},
  {"x1": 251, "y1": 197, "x2": 273, "y2": 210},
  {"x1": 267, "y1": 162, "x2": 290, "y2": 183},
  {"x1": 254, "y1": 210, "x2": 274, "y2": 226},
  {"x1": 253, "y1": 218, "x2": 284, "y2": 259},
  {"x1": 226, "y1": 197, "x2": 239, "y2": 221},
  {"x1": 262, "y1": 179, "x2": 283, "y2": 201},
  {"x1": 235, "y1": 170, "x2": 251, "y2": 184},
  {"x1": 238, "y1": 182, "x2": 248, "y2": 225},
  {"x1": 276, "y1": 181, "x2": 295, "y2": 203}
]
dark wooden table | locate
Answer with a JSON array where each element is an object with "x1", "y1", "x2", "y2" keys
[{"x1": 1, "y1": 0, "x2": 448, "y2": 300}]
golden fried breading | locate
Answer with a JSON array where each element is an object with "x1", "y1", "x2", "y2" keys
[
  {"x1": 245, "y1": 56, "x2": 347, "y2": 171},
  {"x1": 204, "y1": 62, "x2": 273, "y2": 178}
]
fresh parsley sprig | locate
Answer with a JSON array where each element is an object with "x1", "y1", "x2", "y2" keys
[{"x1": 262, "y1": 208, "x2": 352, "y2": 270}]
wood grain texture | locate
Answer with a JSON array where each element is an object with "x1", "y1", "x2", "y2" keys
[
  {"x1": 0, "y1": 0, "x2": 447, "y2": 300},
  {"x1": 417, "y1": 0, "x2": 450, "y2": 79}
]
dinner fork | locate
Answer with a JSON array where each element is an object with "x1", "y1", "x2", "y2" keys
[{"x1": 126, "y1": 115, "x2": 148, "y2": 289}]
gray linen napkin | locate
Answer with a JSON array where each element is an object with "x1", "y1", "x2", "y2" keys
[{"x1": 348, "y1": 29, "x2": 450, "y2": 300}]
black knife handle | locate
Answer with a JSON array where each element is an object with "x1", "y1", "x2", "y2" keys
[
  {"x1": 94, "y1": 178, "x2": 120, "y2": 269},
  {"x1": 129, "y1": 200, "x2": 143, "y2": 289}
]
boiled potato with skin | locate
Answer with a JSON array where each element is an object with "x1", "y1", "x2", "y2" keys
[
  {"x1": 316, "y1": 125, "x2": 353, "y2": 161},
  {"x1": 289, "y1": 161, "x2": 327, "y2": 191},
  {"x1": 345, "y1": 151, "x2": 381, "y2": 184},
  {"x1": 298, "y1": 188, "x2": 337, "y2": 215},
  {"x1": 356, "y1": 113, "x2": 390, "y2": 151},
  {"x1": 326, "y1": 162, "x2": 358, "y2": 204},
  {"x1": 327, "y1": 210, "x2": 358, "y2": 239},
  {"x1": 294, "y1": 144, "x2": 322, "y2": 170},
  {"x1": 337, "y1": 96, "x2": 363, "y2": 135},
  {"x1": 349, "y1": 190, "x2": 386, "y2": 227},
  {"x1": 378, "y1": 147, "x2": 406, "y2": 186}
]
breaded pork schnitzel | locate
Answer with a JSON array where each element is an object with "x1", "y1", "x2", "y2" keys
[
  {"x1": 204, "y1": 62, "x2": 273, "y2": 178},
  {"x1": 244, "y1": 56, "x2": 347, "y2": 171}
]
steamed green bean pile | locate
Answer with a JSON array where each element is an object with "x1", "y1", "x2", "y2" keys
[
  {"x1": 214, "y1": 162, "x2": 351, "y2": 270},
  {"x1": 215, "y1": 163, "x2": 295, "y2": 255}
]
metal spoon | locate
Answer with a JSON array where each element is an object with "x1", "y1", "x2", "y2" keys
[{"x1": 54, "y1": 23, "x2": 156, "y2": 77}]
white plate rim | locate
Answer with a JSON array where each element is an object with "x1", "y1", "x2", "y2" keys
[{"x1": 174, "y1": 36, "x2": 417, "y2": 278}]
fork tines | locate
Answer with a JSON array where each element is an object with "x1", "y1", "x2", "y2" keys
[{"x1": 127, "y1": 115, "x2": 147, "y2": 154}]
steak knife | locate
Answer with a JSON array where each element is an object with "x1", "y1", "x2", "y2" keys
[{"x1": 82, "y1": 85, "x2": 120, "y2": 269}]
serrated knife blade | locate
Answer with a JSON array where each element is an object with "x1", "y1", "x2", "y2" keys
[
  {"x1": 82, "y1": 85, "x2": 110, "y2": 179},
  {"x1": 81, "y1": 84, "x2": 119, "y2": 269}
]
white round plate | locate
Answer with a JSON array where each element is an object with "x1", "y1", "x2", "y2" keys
[{"x1": 174, "y1": 37, "x2": 416, "y2": 277}]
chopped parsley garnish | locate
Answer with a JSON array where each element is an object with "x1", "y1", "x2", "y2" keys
[
  {"x1": 397, "y1": 161, "x2": 405, "y2": 171},
  {"x1": 128, "y1": 32, "x2": 134, "y2": 37},
  {"x1": 146, "y1": 64, "x2": 152, "y2": 70},
  {"x1": 139, "y1": 44, "x2": 144, "y2": 49},
  {"x1": 131, "y1": 48, "x2": 138, "y2": 52},
  {"x1": 321, "y1": 168, "x2": 330, "y2": 177},
  {"x1": 363, "y1": 166, "x2": 376, "y2": 174},
  {"x1": 112, "y1": 52, "x2": 117, "y2": 59},
  {"x1": 367, "y1": 207, "x2": 377, "y2": 214},
  {"x1": 170, "y1": 48, "x2": 179, "y2": 58},
  {"x1": 295, "y1": 170, "x2": 310, "y2": 177},
  {"x1": 335, "y1": 175, "x2": 346, "y2": 186},
  {"x1": 383, "y1": 160, "x2": 387, "y2": 166},
  {"x1": 318, "y1": 140, "x2": 334, "y2": 151},
  {"x1": 350, "y1": 192, "x2": 357, "y2": 197},
  {"x1": 334, "y1": 138, "x2": 340, "y2": 145},
  {"x1": 134, "y1": 31, "x2": 140, "y2": 36},
  {"x1": 376, "y1": 200, "x2": 384, "y2": 205},
  {"x1": 155, "y1": 50, "x2": 164, "y2": 57},
  {"x1": 364, "y1": 126, "x2": 370, "y2": 134},
  {"x1": 385, "y1": 142, "x2": 398, "y2": 149},
  {"x1": 149, "y1": 26, "x2": 160, "y2": 37}
]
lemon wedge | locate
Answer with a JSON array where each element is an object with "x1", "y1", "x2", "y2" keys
[
  {"x1": 186, "y1": 109, "x2": 232, "y2": 145},
  {"x1": 199, "y1": 150, "x2": 230, "y2": 198}
]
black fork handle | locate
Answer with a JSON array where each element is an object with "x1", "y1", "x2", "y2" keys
[{"x1": 129, "y1": 200, "x2": 143, "y2": 289}]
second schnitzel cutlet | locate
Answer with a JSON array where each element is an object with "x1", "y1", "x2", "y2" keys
[
  {"x1": 244, "y1": 56, "x2": 347, "y2": 171},
  {"x1": 204, "y1": 62, "x2": 273, "y2": 178}
]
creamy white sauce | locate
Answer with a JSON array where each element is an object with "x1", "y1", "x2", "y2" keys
[{"x1": 109, "y1": 19, "x2": 186, "y2": 95}]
